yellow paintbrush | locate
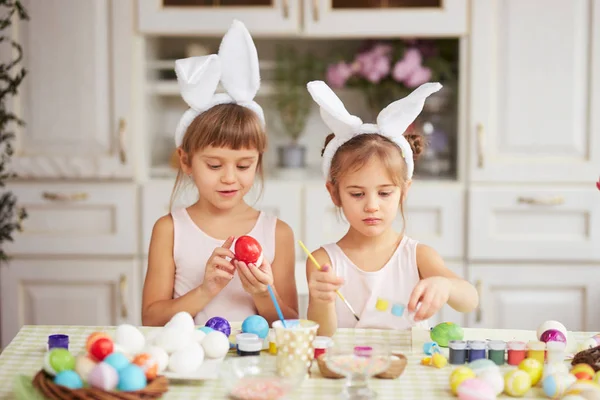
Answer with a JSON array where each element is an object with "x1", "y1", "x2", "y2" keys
[{"x1": 298, "y1": 240, "x2": 360, "y2": 322}]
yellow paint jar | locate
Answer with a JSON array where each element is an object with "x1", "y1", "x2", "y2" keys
[{"x1": 527, "y1": 340, "x2": 546, "y2": 364}]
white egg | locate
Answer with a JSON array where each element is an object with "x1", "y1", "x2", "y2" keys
[
  {"x1": 154, "y1": 327, "x2": 192, "y2": 354},
  {"x1": 75, "y1": 354, "x2": 97, "y2": 382},
  {"x1": 192, "y1": 329, "x2": 207, "y2": 344},
  {"x1": 165, "y1": 311, "x2": 195, "y2": 334},
  {"x1": 543, "y1": 362, "x2": 569, "y2": 379},
  {"x1": 201, "y1": 331, "x2": 230, "y2": 359},
  {"x1": 537, "y1": 320, "x2": 568, "y2": 340},
  {"x1": 168, "y1": 342, "x2": 204, "y2": 375},
  {"x1": 579, "y1": 338, "x2": 599, "y2": 351},
  {"x1": 145, "y1": 328, "x2": 162, "y2": 346},
  {"x1": 145, "y1": 345, "x2": 169, "y2": 374},
  {"x1": 114, "y1": 324, "x2": 146, "y2": 354},
  {"x1": 112, "y1": 343, "x2": 132, "y2": 360},
  {"x1": 478, "y1": 370, "x2": 504, "y2": 396}
]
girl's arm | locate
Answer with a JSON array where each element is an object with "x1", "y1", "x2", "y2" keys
[
  {"x1": 306, "y1": 248, "x2": 339, "y2": 337},
  {"x1": 415, "y1": 244, "x2": 479, "y2": 313},
  {"x1": 252, "y1": 220, "x2": 299, "y2": 324},
  {"x1": 141, "y1": 215, "x2": 216, "y2": 326}
]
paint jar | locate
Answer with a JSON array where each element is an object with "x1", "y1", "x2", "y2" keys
[
  {"x1": 467, "y1": 340, "x2": 486, "y2": 362},
  {"x1": 236, "y1": 333, "x2": 260, "y2": 356},
  {"x1": 313, "y1": 336, "x2": 333, "y2": 360},
  {"x1": 48, "y1": 334, "x2": 69, "y2": 351},
  {"x1": 545, "y1": 341, "x2": 566, "y2": 364},
  {"x1": 238, "y1": 336, "x2": 262, "y2": 356},
  {"x1": 507, "y1": 341, "x2": 527, "y2": 365},
  {"x1": 449, "y1": 340, "x2": 468, "y2": 364},
  {"x1": 527, "y1": 340, "x2": 546, "y2": 364},
  {"x1": 268, "y1": 330, "x2": 277, "y2": 355},
  {"x1": 487, "y1": 340, "x2": 506, "y2": 365}
]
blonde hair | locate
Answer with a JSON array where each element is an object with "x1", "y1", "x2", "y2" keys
[
  {"x1": 322, "y1": 132, "x2": 424, "y2": 230},
  {"x1": 170, "y1": 104, "x2": 267, "y2": 208}
]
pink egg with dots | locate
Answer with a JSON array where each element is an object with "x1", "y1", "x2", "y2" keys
[{"x1": 457, "y1": 378, "x2": 496, "y2": 400}]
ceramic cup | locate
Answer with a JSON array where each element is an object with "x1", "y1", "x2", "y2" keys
[{"x1": 272, "y1": 319, "x2": 319, "y2": 377}]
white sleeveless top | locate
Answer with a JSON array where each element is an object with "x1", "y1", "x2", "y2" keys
[
  {"x1": 322, "y1": 236, "x2": 430, "y2": 330},
  {"x1": 171, "y1": 208, "x2": 277, "y2": 325}
]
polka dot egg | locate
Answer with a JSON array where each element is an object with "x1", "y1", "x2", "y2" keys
[
  {"x1": 542, "y1": 373, "x2": 576, "y2": 399},
  {"x1": 504, "y1": 369, "x2": 532, "y2": 397},
  {"x1": 457, "y1": 378, "x2": 496, "y2": 400}
]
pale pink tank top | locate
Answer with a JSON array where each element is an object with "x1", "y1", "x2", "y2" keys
[
  {"x1": 322, "y1": 236, "x2": 430, "y2": 330},
  {"x1": 171, "y1": 208, "x2": 277, "y2": 325}
]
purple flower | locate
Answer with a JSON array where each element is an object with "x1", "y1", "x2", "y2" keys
[
  {"x1": 404, "y1": 65, "x2": 432, "y2": 88},
  {"x1": 392, "y1": 48, "x2": 422, "y2": 83},
  {"x1": 326, "y1": 62, "x2": 353, "y2": 88},
  {"x1": 355, "y1": 48, "x2": 391, "y2": 84}
]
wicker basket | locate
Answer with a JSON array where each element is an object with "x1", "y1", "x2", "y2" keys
[
  {"x1": 572, "y1": 346, "x2": 600, "y2": 372},
  {"x1": 316, "y1": 352, "x2": 408, "y2": 380},
  {"x1": 32, "y1": 370, "x2": 169, "y2": 400}
]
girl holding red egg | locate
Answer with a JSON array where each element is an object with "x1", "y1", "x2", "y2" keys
[{"x1": 142, "y1": 21, "x2": 298, "y2": 327}]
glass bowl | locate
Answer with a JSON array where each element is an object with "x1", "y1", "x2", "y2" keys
[{"x1": 219, "y1": 356, "x2": 306, "y2": 400}]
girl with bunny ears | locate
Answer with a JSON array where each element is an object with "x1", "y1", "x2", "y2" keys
[
  {"x1": 305, "y1": 81, "x2": 478, "y2": 336},
  {"x1": 142, "y1": 20, "x2": 298, "y2": 327}
]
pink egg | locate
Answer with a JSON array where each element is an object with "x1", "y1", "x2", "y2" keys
[
  {"x1": 87, "y1": 362, "x2": 118, "y2": 390},
  {"x1": 540, "y1": 329, "x2": 567, "y2": 344},
  {"x1": 457, "y1": 378, "x2": 496, "y2": 400}
]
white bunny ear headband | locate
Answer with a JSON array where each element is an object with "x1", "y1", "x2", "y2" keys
[
  {"x1": 174, "y1": 20, "x2": 264, "y2": 147},
  {"x1": 307, "y1": 80, "x2": 442, "y2": 180}
]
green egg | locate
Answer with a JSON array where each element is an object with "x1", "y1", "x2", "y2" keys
[
  {"x1": 430, "y1": 322, "x2": 464, "y2": 347},
  {"x1": 48, "y1": 348, "x2": 75, "y2": 373}
]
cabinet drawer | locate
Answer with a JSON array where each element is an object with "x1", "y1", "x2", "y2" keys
[
  {"x1": 6, "y1": 183, "x2": 137, "y2": 256},
  {"x1": 468, "y1": 187, "x2": 600, "y2": 261},
  {"x1": 303, "y1": 183, "x2": 465, "y2": 259}
]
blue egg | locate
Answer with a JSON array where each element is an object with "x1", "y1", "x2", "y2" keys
[
  {"x1": 103, "y1": 352, "x2": 130, "y2": 372},
  {"x1": 198, "y1": 326, "x2": 214, "y2": 334},
  {"x1": 242, "y1": 315, "x2": 269, "y2": 339},
  {"x1": 118, "y1": 364, "x2": 147, "y2": 391},
  {"x1": 54, "y1": 370, "x2": 83, "y2": 389}
]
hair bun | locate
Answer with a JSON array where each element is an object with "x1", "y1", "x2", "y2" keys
[
  {"x1": 321, "y1": 133, "x2": 336, "y2": 157},
  {"x1": 403, "y1": 132, "x2": 425, "y2": 161}
]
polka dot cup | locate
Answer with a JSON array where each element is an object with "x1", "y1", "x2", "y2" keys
[{"x1": 272, "y1": 319, "x2": 319, "y2": 378}]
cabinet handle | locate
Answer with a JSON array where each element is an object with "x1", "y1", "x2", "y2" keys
[
  {"x1": 475, "y1": 279, "x2": 483, "y2": 323},
  {"x1": 42, "y1": 192, "x2": 88, "y2": 202},
  {"x1": 517, "y1": 196, "x2": 565, "y2": 206},
  {"x1": 282, "y1": 0, "x2": 289, "y2": 18},
  {"x1": 476, "y1": 123, "x2": 484, "y2": 168},
  {"x1": 117, "y1": 118, "x2": 127, "y2": 165},
  {"x1": 119, "y1": 274, "x2": 129, "y2": 319},
  {"x1": 312, "y1": 0, "x2": 319, "y2": 21}
]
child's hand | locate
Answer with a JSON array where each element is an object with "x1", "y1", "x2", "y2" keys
[
  {"x1": 200, "y1": 236, "x2": 236, "y2": 297},
  {"x1": 234, "y1": 258, "x2": 274, "y2": 296},
  {"x1": 407, "y1": 276, "x2": 452, "y2": 321},
  {"x1": 308, "y1": 264, "x2": 344, "y2": 303}
]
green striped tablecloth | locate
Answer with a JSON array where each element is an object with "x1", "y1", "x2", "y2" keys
[{"x1": 0, "y1": 325, "x2": 592, "y2": 399}]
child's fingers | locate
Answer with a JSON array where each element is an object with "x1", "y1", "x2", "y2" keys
[
  {"x1": 213, "y1": 247, "x2": 236, "y2": 260},
  {"x1": 213, "y1": 258, "x2": 235, "y2": 274},
  {"x1": 407, "y1": 282, "x2": 425, "y2": 312},
  {"x1": 236, "y1": 260, "x2": 260, "y2": 287},
  {"x1": 247, "y1": 263, "x2": 271, "y2": 285},
  {"x1": 222, "y1": 236, "x2": 235, "y2": 249},
  {"x1": 213, "y1": 268, "x2": 234, "y2": 281},
  {"x1": 414, "y1": 291, "x2": 435, "y2": 321},
  {"x1": 315, "y1": 272, "x2": 344, "y2": 286},
  {"x1": 311, "y1": 281, "x2": 342, "y2": 293}
]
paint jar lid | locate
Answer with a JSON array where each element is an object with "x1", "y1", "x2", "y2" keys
[
  {"x1": 236, "y1": 333, "x2": 259, "y2": 344},
  {"x1": 487, "y1": 340, "x2": 506, "y2": 351},
  {"x1": 527, "y1": 340, "x2": 546, "y2": 351},
  {"x1": 238, "y1": 337, "x2": 262, "y2": 352},
  {"x1": 448, "y1": 340, "x2": 467, "y2": 350},
  {"x1": 468, "y1": 340, "x2": 486, "y2": 350},
  {"x1": 507, "y1": 341, "x2": 526, "y2": 351},
  {"x1": 47, "y1": 334, "x2": 69, "y2": 350}
]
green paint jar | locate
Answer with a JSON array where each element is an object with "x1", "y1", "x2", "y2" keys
[{"x1": 487, "y1": 340, "x2": 506, "y2": 365}]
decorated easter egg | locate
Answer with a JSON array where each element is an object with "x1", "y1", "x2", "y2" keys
[
  {"x1": 88, "y1": 362, "x2": 119, "y2": 390},
  {"x1": 118, "y1": 364, "x2": 147, "y2": 391},
  {"x1": 133, "y1": 353, "x2": 158, "y2": 380},
  {"x1": 431, "y1": 353, "x2": 448, "y2": 368},
  {"x1": 450, "y1": 366, "x2": 476, "y2": 395},
  {"x1": 518, "y1": 358, "x2": 543, "y2": 386},
  {"x1": 572, "y1": 363, "x2": 596, "y2": 381},
  {"x1": 242, "y1": 315, "x2": 269, "y2": 339},
  {"x1": 54, "y1": 370, "x2": 83, "y2": 389},
  {"x1": 75, "y1": 354, "x2": 97, "y2": 382},
  {"x1": 540, "y1": 329, "x2": 567, "y2": 344},
  {"x1": 44, "y1": 348, "x2": 76, "y2": 376},
  {"x1": 234, "y1": 235, "x2": 263, "y2": 265},
  {"x1": 114, "y1": 324, "x2": 146, "y2": 354},
  {"x1": 86, "y1": 332, "x2": 111, "y2": 353},
  {"x1": 561, "y1": 396, "x2": 587, "y2": 400},
  {"x1": 165, "y1": 311, "x2": 195, "y2": 335},
  {"x1": 478, "y1": 370, "x2": 504, "y2": 396},
  {"x1": 594, "y1": 371, "x2": 600, "y2": 385},
  {"x1": 90, "y1": 337, "x2": 114, "y2": 361},
  {"x1": 468, "y1": 359, "x2": 500, "y2": 376},
  {"x1": 430, "y1": 322, "x2": 464, "y2": 347},
  {"x1": 202, "y1": 330, "x2": 230, "y2": 359},
  {"x1": 542, "y1": 373, "x2": 577, "y2": 399},
  {"x1": 154, "y1": 327, "x2": 191, "y2": 354},
  {"x1": 457, "y1": 378, "x2": 496, "y2": 400},
  {"x1": 168, "y1": 342, "x2": 204, "y2": 375},
  {"x1": 206, "y1": 316, "x2": 232, "y2": 338},
  {"x1": 103, "y1": 352, "x2": 130, "y2": 372},
  {"x1": 537, "y1": 320, "x2": 567, "y2": 342},
  {"x1": 565, "y1": 380, "x2": 600, "y2": 398},
  {"x1": 504, "y1": 369, "x2": 532, "y2": 397},
  {"x1": 543, "y1": 361, "x2": 569, "y2": 380},
  {"x1": 145, "y1": 345, "x2": 169, "y2": 374}
]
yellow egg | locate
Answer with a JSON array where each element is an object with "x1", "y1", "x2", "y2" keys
[
  {"x1": 431, "y1": 353, "x2": 448, "y2": 369},
  {"x1": 594, "y1": 371, "x2": 600, "y2": 385},
  {"x1": 566, "y1": 380, "x2": 600, "y2": 397},
  {"x1": 421, "y1": 356, "x2": 431, "y2": 366},
  {"x1": 450, "y1": 366, "x2": 476, "y2": 395},
  {"x1": 571, "y1": 363, "x2": 596, "y2": 381},
  {"x1": 504, "y1": 369, "x2": 532, "y2": 397},
  {"x1": 518, "y1": 358, "x2": 543, "y2": 386}
]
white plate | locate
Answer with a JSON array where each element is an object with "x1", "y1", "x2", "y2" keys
[{"x1": 163, "y1": 357, "x2": 225, "y2": 380}]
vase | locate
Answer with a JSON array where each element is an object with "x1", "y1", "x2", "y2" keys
[{"x1": 277, "y1": 144, "x2": 306, "y2": 169}]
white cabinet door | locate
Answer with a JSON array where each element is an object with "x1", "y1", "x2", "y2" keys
[
  {"x1": 137, "y1": 0, "x2": 300, "y2": 35},
  {"x1": 468, "y1": 186, "x2": 600, "y2": 262},
  {"x1": 469, "y1": 0, "x2": 600, "y2": 183},
  {"x1": 467, "y1": 265, "x2": 600, "y2": 332},
  {"x1": 0, "y1": 259, "x2": 139, "y2": 348},
  {"x1": 5, "y1": 183, "x2": 137, "y2": 256},
  {"x1": 303, "y1": 0, "x2": 467, "y2": 37},
  {"x1": 4, "y1": 0, "x2": 133, "y2": 179}
]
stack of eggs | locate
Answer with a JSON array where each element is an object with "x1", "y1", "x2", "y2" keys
[{"x1": 451, "y1": 359, "x2": 503, "y2": 400}]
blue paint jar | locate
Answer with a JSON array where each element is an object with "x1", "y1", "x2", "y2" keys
[{"x1": 467, "y1": 340, "x2": 486, "y2": 362}]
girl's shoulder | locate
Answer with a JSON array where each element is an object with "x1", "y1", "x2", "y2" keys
[{"x1": 152, "y1": 213, "x2": 174, "y2": 236}]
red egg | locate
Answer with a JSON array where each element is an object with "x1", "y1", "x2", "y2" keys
[
  {"x1": 234, "y1": 235, "x2": 262, "y2": 264},
  {"x1": 86, "y1": 332, "x2": 111, "y2": 353},
  {"x1": 90, "y1": 337, "x2": 114, "y2": 361}
]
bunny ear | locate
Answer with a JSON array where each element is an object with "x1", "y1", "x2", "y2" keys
[
  {"x1": 175, "y1": 55, "x2": 221, "y2": 111},
  {"x1": 376, "y1": 82, "x2": 442, "y2": 135},
  {"x1": 218, "y1": 19, "x2": 261, "y2": 103},
  {"x1": 307, "y1": 80, "x2": 363, "y2": 139}
]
